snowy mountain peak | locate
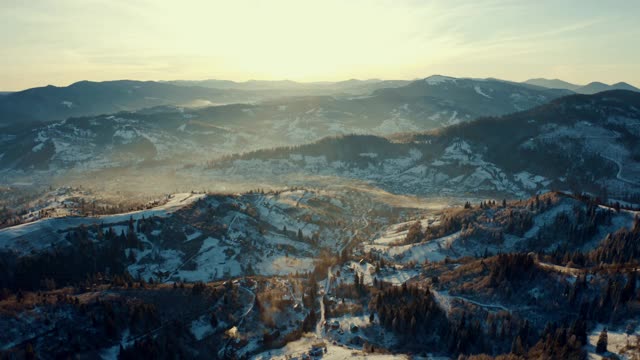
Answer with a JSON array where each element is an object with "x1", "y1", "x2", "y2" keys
[{"x1": 424, "y1": 75, "x2": 457, "y2": 85}]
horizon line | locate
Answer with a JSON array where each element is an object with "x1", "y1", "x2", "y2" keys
[{"x1": 2, "y1": 75, "x2": 639, "y2": 93}]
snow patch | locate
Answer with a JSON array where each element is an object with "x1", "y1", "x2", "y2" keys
[
  {"x1": 474, "y1": 86, "x2": 492, "y2": 99},
  {"x1": 424, "y1": 75, "x2": 456, "y2": 85},
  {"x1": 190, "y1": 315, "x2": 215, "y2": 340},
  {"x1": 32, "y1": 143, "x2": 45, "y2": 152}
]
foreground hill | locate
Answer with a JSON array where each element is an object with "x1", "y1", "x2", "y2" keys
[
  {"x1": 0, "y1": 187, "x2": 397, "y2": 286},
  {"x1": 3, "y1": 189, "x2": 640, "y2": 359},
  {"x1": 209, "y1": 90, "x2": 640, "y2": 200}
]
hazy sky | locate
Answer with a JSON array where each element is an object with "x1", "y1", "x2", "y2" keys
[{"x1": 1, "y1": 0, "x2": 639, "y2": 90}]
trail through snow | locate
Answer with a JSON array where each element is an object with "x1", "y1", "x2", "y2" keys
[{"x1": 601, "y1": 154, "x2": 640, "y2": 186}]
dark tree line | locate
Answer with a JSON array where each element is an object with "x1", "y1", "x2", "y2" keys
[
  {"x1": 369, "y1": 284, "x2": 528, "y2": 356},
  {"x1": 0, "y1": 221, "x2": 144, "y2": 290}
]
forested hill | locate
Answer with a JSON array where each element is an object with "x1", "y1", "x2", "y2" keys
[{"x1": 210, "y1": 90, "x2": 640, "y2": 200}]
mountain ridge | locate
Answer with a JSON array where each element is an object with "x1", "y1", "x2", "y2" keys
[
  {"x1": 0, "y1": 75, "x2": 572, "y2": 174},
  {"x1": 524, "y1": 77, "x2": 640, "y2": 94}
]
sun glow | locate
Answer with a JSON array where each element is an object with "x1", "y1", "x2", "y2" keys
[{"x1": 1, "y1": 0, "x2": 639, "y2": 90}]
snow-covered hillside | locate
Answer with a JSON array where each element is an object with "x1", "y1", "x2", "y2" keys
[
  {"x1": 366, "y1": 192, "x2": 636, "y2": 266},
  {"x1": 208, "y1": 138, "x2": 548, "y2": 197},
  {"x1": 0, "y1": 188, "x2": 402, "y2": 283},
  {"x1": 0, "y1": 192, "x2": 205, "y2": 255},
  {"x1": 209, "y1": 90, "x2": 640, "y2": 199}
]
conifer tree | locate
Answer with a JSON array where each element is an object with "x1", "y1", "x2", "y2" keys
[{"x1": 596, "y1": 328, "x2": 608, "y2": 354}]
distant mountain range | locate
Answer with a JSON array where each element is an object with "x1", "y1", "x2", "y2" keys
[
  {"x1": 372, "y1": 75, "x2": 571, "y2": 115},
  {"x1": 0, "y1": 79, "x2": 414, "y2": 126},
  {"x1": 1, "y1": 75, "x2": 636, "y2": 128},
  {"x1": 0, "y1": 74, "x2": 615, "y2": 127},
  {"x1": 524, "y1": 78, "x2": 640, "y2": 94},
  {"x1": 0, "y1": 80, "x2": 274, "y2": 126},
  {"x1": 0, "y1": 75, "x2": 570, "y2": 173},
  {"x1": 208, "y1": 90, "x2": 640, "y2": 198}
]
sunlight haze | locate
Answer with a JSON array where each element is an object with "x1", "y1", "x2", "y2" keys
[
  {"x1": 3, "y1": 2, "x2": 640, "y2": 358},
  {"x1": 1, "y1": 0, "x2": 639, "y2": 90}
]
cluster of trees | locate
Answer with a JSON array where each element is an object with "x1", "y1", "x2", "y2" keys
[
  {"x1": 501, "y1": 209, "x2": 534, "y2": 237},
  {"x1": 576, "y1": 273, "x2": 637, "y2": 323},
  {"x1": 409, "y1": 193, "x2": 623, "y2": 258},
  {"x1": 280, "y1": 225, "x2": 320, "y2": 246},
  {"x1": 1, "y1": 193, "x2": 177, "y2": 230},
  {"x1": 369, "y1": 284, "x2": 535, "y2": 356},
  {"x1": 3, "y1": 291, "x2": 163, "y2": 357},
  {"x1": 207, "y1": 134, "x2": 410, "y2": 169},
  {"x1": 511, "y1": 320, "x2": 587, "y2": 359},
  {"x1": 5, "y1": 279, "x2": 236, "y2": 358},
  {"x1": 465, "y1": 200, "x2": 505, "y2": 210},
  {"x1": 364, "y1": 249, "x2": 639, "y2": 358},
  {"x1": 117, "y1": 320, "x2": 195, "y2": 360},
  {"x1": 487, "y1": 254, "x2": 538, "y2": 289},
  {"x1": 486, "y1": 253, "x2": 638, "y2": 322},
  {"x1": 612, "y1": 193, "x2": 640, "y2": 209},
  {"x1": 0, "y1": 204, "x2": 25, "y2": 228},
  {"x1": 371, "y1": 285, "x2": 448, "y2": 339},
  {"x1": 404, "y1": 220, "x2": 424, "y2": 244},
  {"x1": 0, "y1": 221, "x2": 145, "y2": 290},
  {"x1": 404, "y1": 195, "x2": 558, "y2": 248},
  {"x1": 543, "y1": 216, "x2": 639, "y2": 268},
  {"x1": 528, "y1": 201, "x2": 614, "y2": 252},
  {"x1": 588, "y1": 218, "x2": 640, "y2": 265},
  {"x1": 402, "y1": 215, "x2": 463, "y2": 246}
]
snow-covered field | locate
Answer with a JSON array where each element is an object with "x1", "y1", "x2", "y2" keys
[
  {"x1": 257, "y1": 255, "x2": 315, "y2": 276},
  {"x1": 251, "y1": 333, "x2": 408, "y2": 360},
  {"x1": 190, "y1": 315, "x2": 216, "y2": 341},
  {"x1": 170, "y1": 237, "x2": 242, "y2": 282},
  {"x1": 366, "y1": 231, "x2": 462, "y2": 264}
]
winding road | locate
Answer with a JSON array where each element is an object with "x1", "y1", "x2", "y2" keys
[
  {"x1": 601, "y1": 154, "x2": 640, "y2": 186},
  {"x1": 316, "y1": 267, "x2": 332, "y2": 337}
]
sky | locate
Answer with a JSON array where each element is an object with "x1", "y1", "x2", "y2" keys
[{"x1": 1, "y1": 0, "x2": 639, "y2": 91}]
